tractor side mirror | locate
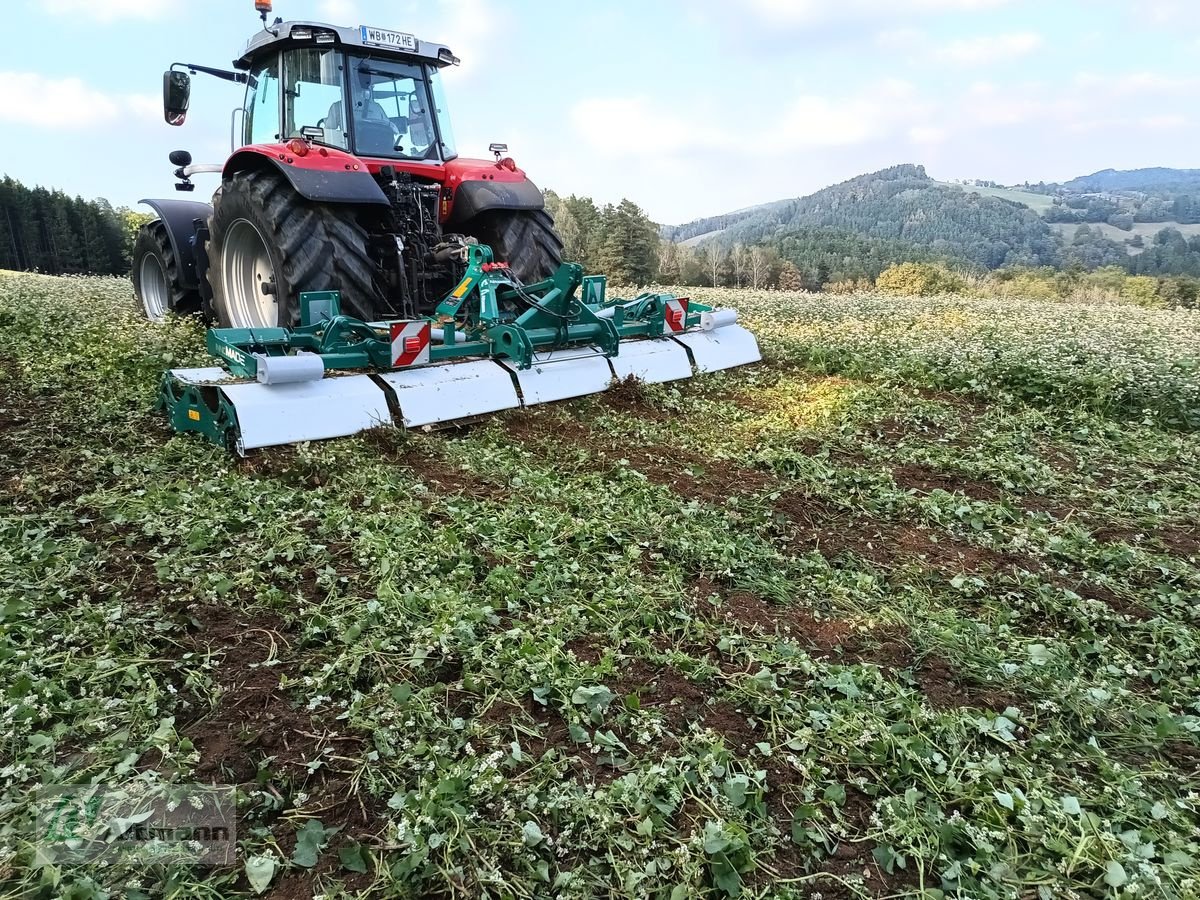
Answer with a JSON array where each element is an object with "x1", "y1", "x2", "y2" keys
[{"x1": 163, "y1": 70, "x2": 192, "y2": 126}]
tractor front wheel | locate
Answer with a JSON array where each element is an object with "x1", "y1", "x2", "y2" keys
[
  {"x1": 131, "y1": 222, "x2": 201, "y2": 321},
  {"x1": 207, "y1": 168, "x2": 381, "y2": 328},
  {"x1": 466, "y1": 209, "x2": 564, "y2": 285}
]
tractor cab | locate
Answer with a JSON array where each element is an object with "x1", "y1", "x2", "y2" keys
[{"x1": 236, "y1": 22, "x2": 459, "y2": 162}]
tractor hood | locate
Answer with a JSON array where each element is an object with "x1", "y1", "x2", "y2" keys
[{"x1": 234, "y1": 20, "x2": 458, "y2": 70}]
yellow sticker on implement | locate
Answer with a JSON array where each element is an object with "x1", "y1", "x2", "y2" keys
[
  {"x1": 452, "y1": 278, "x2": 473, "y2": 299},
  {"x1": 188, "y1": 409, "x2": 201, "y2": 421}
]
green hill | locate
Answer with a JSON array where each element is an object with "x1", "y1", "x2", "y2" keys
[
  {"x1": 696, "y1": 164, "x2": 1060, "y2": 270},
  {"x1": 1060, "y1": 167, "x2": 1200, "y2": 195}
]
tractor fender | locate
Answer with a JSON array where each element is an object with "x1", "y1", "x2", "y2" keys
[
  {"x1": 139, "y1": 198, "x2": 213, "y2": 291},
  {"x1": 445, "y1": 177, "x2": 545, "y2": 227},
  {"x1": 223, "y1": 145, "x2": 390, "y2": 206}
]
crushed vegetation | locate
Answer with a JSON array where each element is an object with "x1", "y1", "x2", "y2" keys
[{"x1": 1, "y1": 271, "x2": 1198, "y2": 898}]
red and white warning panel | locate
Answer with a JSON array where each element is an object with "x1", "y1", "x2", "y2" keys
[
  {"x1": 389, "y1": 321, "x2": 432, "y2": 367},
  {"x1": 664, "y1": 298, "x2": 689, "y2": 334}
]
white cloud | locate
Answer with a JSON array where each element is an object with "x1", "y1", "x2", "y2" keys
[
  {"x1": 569, "y1": 98, "x2": 699, "y2": 156},
  {"x1": 1134, "y1": 1, "x2": 1189, "y2": 24},
  {"x1": 317, "y1": 0, "x2": 362, "y2": 22},
  {"x1": 739, "y1": 0, "x2": 1009, "y2": 28},
  {"x1": 875, "y1": 27, "x2": 926, "y2": 51},
  {"x1": 572, "y1": 79, "x2": 931, "y2": 160},
  {"x1": 1141, "y1": 114, "x2": 1187, "y2": 129},
  {"x1": 1074, "y1": 71, "x2": 1200, "y2": 95},
  {"x1": 909, "y1": 125, "x2": 948, "y2": 144},
  {"x1": 937, "y1": 32, "x2": 1043, "y2": 64},
  {"x1": 43, "y1": 0, "x2": 167, "y2": 21},
  {"x1": 0, "y1": 72, "x2": 156, "y2": 128}
]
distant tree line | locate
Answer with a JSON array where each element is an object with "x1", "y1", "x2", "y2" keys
[
  {"x1": 873, "y1": 260, "x2": 1200, "y2": 309},
  {"x1": 1046, "y1": 195, "x2": 1200, "y2": 228},
  {"x1": 543, "y1": 191, "x2": 661, "y2": 285},
  {"x1": 0, "y1": 176, "x2": 132, "y2": 275}
]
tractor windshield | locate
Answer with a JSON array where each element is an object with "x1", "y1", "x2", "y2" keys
[{"x1": 342, "y1": 55, "x2": 457, "y2": 162}]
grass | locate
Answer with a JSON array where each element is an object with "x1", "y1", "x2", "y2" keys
[
  {"x1": 1049, "y1": 221, "x2": 1200, "y2": 252},
  {"x1": 1, "y1": 272, "x2": 1199, "y2": 899},
  {"x1": 936, "y1": 184, "x2": 1055, "y2": 214}
]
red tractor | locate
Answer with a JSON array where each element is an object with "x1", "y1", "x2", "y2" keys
[{"x1": 133, "y1": 2, "x2": 562, "y2": 329}]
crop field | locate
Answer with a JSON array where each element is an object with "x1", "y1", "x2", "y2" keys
[
  {"x1": 935, "y1": 185, "x2": 1055, "y2": 214},
  {"x1": 2, "y1": 272, "x2": 1199, "y2": 899}
]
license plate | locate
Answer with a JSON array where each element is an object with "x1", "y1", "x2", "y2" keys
[{"x1": 360, "y1": 26, "x2": 418, "y2": 51}]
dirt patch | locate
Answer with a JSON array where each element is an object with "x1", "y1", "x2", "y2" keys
[
  {"x1": 513, "y1": 698, "x2": 627, "y2": 784},
  {"x1": 1091, "y1": 523, "x2": 1200, "y2": 562},
  {"x1": 916, "y1": 655, "x2": 1022, "y2": 714},
  {"x1": 773, "y1": 490, "x2": 842, "y2": 530},
  {"x1": 811, "y1": 838, "x2": 923, "y2": 899},
  {"x1": 1149, "y1": 524, "x2": 1200, "y2": 560},
  {"x1": 565, "y1": 635, "x2": 607, "y2": 665},
  {"x1": 237, "y1": 446, "x2": 335, "y2": 490},
  {"x1": 692, "y1": 579, "x2": 914, "y2": 670},
  {"x1": 502, "y1": 409, "x2": 593, "y2": 445},
  {"x1": 615, "y1": 659, "x2": 713, "y2": 730},
  {"x1": 76, "y1": 519, "x2": 164, "y2": 610},
  {"x1": 181, "y1": 609, "x2": 316, "y2": 782},
  {"x1": 176, "y1": 604, "x2": 385, "y2": 851},
  {"x1": 757, "y1": 787, "x2": 923, "y2": 898},
  {"x1": 701, "y1": 701, "x2": 758, "y2": 752},
  {"x1": 359, "y1": 424, "x2": 408, "y2": 457},
  {"x1": 397, "y1": 449, "x2": 510, "y2": 502},
  {"x1": 599, "y1": 375, "x2": 667, "y2": 420},
  {"x1": 615, "y1": 444, "x2": 776, "y2": 503},
  {"x1": 1053, "y1": 576, "x2": 1152, "y2": 621},
  {"x1": 781, "y1": 503, "x2": 1037, "y2": 580},
  {"x1": 890, "y1": 463, "x2": 1002, "y2": 503},
  {"x1": 912, "y1": 386, "x2": 988, "y2": 415},
  {"x1": 504, "y1": 409, "x2": 776, "y2": 504}
]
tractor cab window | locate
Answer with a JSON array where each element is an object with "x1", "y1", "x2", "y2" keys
[
  {"x1": 343, "y1": 56, "x2": 447, "y2": 161},
  {"x1": 244, "y1": 56, "x2": 281, "y2": 145},
  {"x1": 283, "y1": 48, "x2": 350, "y2": 151},
  {"x1": 428, "y1": 68, "x2": 457, "y2": 160}
]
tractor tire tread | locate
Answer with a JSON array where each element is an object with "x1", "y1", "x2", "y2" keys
[
  {"x1": 208, "y1": 168, "x2": 382, "y2": 327},
  {"x1": 132, "y1": 222, "x2": 201, "y2": 319},
  {"x1": 468, "y1": 208, "x2": 564, "y2": 284}
]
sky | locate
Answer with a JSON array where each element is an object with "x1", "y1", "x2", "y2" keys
[{"x1": 0, "y1": 0, "x2": 1196, "y2": 225}]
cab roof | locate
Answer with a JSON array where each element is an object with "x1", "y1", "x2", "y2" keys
[{"x1": 234, "y1": 20, "x2": 457, "y2": 70}]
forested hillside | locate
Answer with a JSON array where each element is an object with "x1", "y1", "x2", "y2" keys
[
  {"x1": 1061, "y1": 167, "x2": 1200, "y2": 195},
  {"x1": 697, "y1": 165, "x2": 1060, "y2": 269},
  {"x1": 660, "y1": 200, "x2": 794, "y2": 244}
]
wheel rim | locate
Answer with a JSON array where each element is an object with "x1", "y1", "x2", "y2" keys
[
  {"x1": 138, "y1": 252, "x2": 169, "y2": 321},
  {"x1": 222, "y1": 219, "x2": 278, "y2": 328}
]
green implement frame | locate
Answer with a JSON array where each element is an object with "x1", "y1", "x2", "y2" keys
[
  {"x1": 201, "y1": 244, "x2": 707, "y2": 379},
  {"x1": 158, "y1": 243, "x2": 762, "y2": 453}
]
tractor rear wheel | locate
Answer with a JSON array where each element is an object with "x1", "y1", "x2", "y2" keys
[
  {"x1": 132, "y1": 221, "x2": 201, "y2": 321},
  {"x1": 207, "y1": 168, "x2": 381, "y2": 328},
  {"x1": 467, "y1": 209, "x2": 564, "y2": 285}
]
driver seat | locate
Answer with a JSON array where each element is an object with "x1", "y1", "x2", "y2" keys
[{"x1": 326, "y1": 99, "x2": 397, "y2": 156}]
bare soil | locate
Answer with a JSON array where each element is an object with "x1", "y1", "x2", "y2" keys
[{"x1": 915, "y1": 655, "x2": 1023, "y2": 713}]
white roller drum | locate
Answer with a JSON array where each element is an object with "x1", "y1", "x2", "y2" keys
[
  {"x1": 699, "y1": 309, "x2": 739, "y2": 332},
  {"x1": 254, "y1": 352, "x2": 325, "y2": 385}
]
